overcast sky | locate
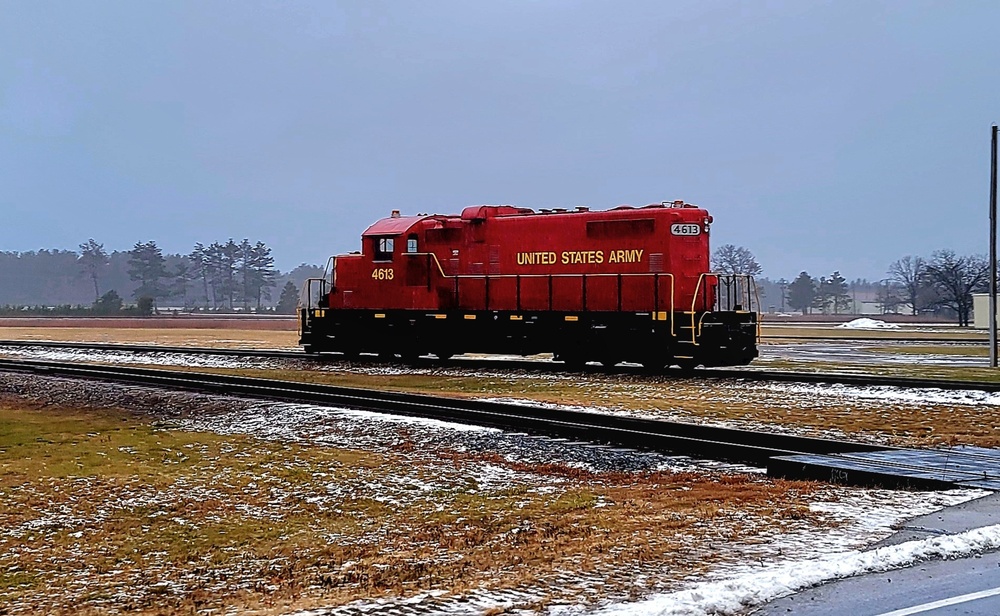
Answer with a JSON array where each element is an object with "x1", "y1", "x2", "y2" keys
[{"x1": 3, "y1": 0, "x2": 999, "y2": 280}]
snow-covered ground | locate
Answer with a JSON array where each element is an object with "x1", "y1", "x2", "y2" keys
[
  {"x1": 181, "y1": 401, "x2": 987, "y2": 616},
  {"x1": 0, "y1": 345, "x2": 280, "y2": 370},
  {"x1": 758, "y1": 340, "x2": 988, "y2": 367},
  {"x1": 591, "y1": 520, "x2": 1000, "y2": 616},
  {"x1": 4, "y1": 346, "x2": 997, "y2": 614}
]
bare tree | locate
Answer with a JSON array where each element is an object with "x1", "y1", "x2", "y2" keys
[
  {"x1": 875, "y1": 282, "x2": 905, "y2": 315},
  {"x1": 78, "y1": 239, "x2": 109, "y2": 301},
  {"x1": 712, "y1": 244, "x2": 763, "y2": 276},
  {"x1": 887, "y1": 256, "x2": 927, "y2": 316},
  {"x1": 924, "y1": 250, "x2": 989, "y2": 327}
]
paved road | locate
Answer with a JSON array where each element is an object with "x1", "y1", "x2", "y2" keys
[
  {"x1": 755, "y1": 552, "x2": 1000, "y2": 615},
  {"x1": 756, "y1": 494, "x2": 1000, "y2": 615}
]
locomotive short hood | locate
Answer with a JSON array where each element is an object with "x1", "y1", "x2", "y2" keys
[{"x1": 361, "y1": 215, "x2": 429, "y2": 237}]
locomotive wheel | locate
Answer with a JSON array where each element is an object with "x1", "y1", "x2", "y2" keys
[
  {"x1": 640, "y1": 356, "x2": 667, "y2": 370},
  {"x1": 675, "y1": 358, "x2": 698, "y2": 371},
  {"x1": 558, "y1": 352, "x2": 586, "y2": 369},
  {"x1": 600, "y1": 357, "x2": 620, "y2": 368},
  {"x1": 400, "y1": 350, "x2": 421, "y2": 363},
  {"x1": 433, "y1": 351, "x2": 454, "y2": 360}
]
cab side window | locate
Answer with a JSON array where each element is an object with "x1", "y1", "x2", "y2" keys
[
  {"x1": 374, "y1": 237, "x2": 394, "y2": 261},
  {"x1": 406, "y1": 236, "x2": 418, "y2": 253}
]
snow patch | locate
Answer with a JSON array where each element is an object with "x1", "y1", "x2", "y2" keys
[
  {"x1": 837, "y1": 318, "x2": 900, "y2": 330},
  {"x1": 765, "y1": 382, "x2": 1000, "y2": 407},
  {"x1": 594, "y1": 520, "x2": 1000, "y2": 616}
]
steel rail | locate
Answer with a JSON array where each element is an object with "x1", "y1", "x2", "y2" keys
[
  {"x1": 2, "y1": 340, "x2": 999, "y2": 391},
  {"x1": 0, "y1": 357, "x2": 894, "y2": 468}
]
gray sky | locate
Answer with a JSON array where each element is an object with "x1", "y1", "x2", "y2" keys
[{"x1": 3, "y1": 0, "x2": 999, "y2": 280}]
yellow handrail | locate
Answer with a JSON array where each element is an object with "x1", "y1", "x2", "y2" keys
[
  {"x1": 402, "y1": 253, "x2": 677, "y2": 330},
  {"x1": 687, "y1": 272, "x2": 759, "y2": 345}
]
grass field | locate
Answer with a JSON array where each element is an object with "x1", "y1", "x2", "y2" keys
[
  {"x1": 866, "y1": 345, "x2": 990, "y2": 357},
  {"x1": 0, "y1": 397, "x2": 826, "y2": 615},
  {"x1": 2, "y1": 324, "x2": 992, "y2": 613}
]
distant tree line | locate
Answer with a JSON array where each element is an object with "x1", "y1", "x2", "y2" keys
[
  {"x1": 5, "y1": 239, "x2": 990, "y2": 325},
  {"x1": 773, "y1": 251, "x2": 987, "y2": 326},
  {"x1": 783, "y1": 270, "x2": 856, "y2": 316},
  {"x1": 711, "y1": 244, "x2": 989, "y2": 326},
  {"x1": 0, "y1": 239, "x2": 324, "y2": 315}
]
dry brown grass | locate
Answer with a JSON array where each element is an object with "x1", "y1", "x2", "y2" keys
[
  {"x1": 0, "y1": 326, "x2": 298, "y2": 349},
  {"x1": 106, "y1": 363, "x2": 1000, "y2": 450},
  {"x1": 0, "y1": 397, "x2": 825, "y2": 615},
  {"x1": 865, "y1": 345, "x2": 989, "y2": 357}
]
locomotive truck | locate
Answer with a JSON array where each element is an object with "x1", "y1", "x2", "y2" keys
[{"x1": 299, "y1": 200, "x2": 759, "y2": 368}]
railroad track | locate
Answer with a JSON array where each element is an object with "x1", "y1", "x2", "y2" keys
[
  {"x1": 0, "y1": 356, "x2": 886, "y2": 466},
  {"x1": 3, "y1": 356, "x2": 1000, "y2": 491},
  {"x1": 2, "y1": 339, "x2": 1000, "y2": 392}
]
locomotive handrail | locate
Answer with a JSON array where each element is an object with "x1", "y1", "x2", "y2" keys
[
  {"x1": 298, "y1": 276, "x2": 330, "y2": 338},
  {"x1": 687, "y1": 273, "x2": 712, "y2": 346},
  {"x1": 687, "y1": 273, "x2": 759, "y2": 346},
  {"x1": 401, "y1": 252, "x2": 676, "y2": 333},
  {"x1": 404, "y1": 251, "x2": 450, "y2": 278},
  {"x1": 323, "y1": 255, "x2": 336, "y2": 286}
]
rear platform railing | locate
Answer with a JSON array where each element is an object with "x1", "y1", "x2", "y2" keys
[
  {"x1": 299, "y1": 256, "x2": 335, "y2": 335},
  {"x1": 687, "y1": 274, "x2": 760, "y2": 345}
]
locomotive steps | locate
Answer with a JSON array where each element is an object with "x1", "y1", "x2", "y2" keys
[{"x1": 2, "y1": 356, "x2": 998, "y2": 491}]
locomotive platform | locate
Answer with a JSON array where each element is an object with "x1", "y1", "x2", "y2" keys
[{"x1": 768, "y1": 446, "x2": 1000, "y2": 491}]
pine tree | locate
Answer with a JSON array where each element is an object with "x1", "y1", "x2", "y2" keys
[
  {"x1": 786, "y1": 271, "x2": 816, "y2": 315},
  {"x1": 188, "y1": 243, "x2": 212, "y2": 308},
  {"x1": 276, "y1": 281, "x2": 299, "y2": 314},
  {"x1": 237, "y1": 239, "x2": 277, "y2": 311},
  {"x1": 127, "y1": 241, "x2": 168, "y2": 310},
  {"x1": 826, "y1": 271, "x2": 851, "y2": 314},
  {"x1": 93, "y1": 290, "x2": 123, "y2": 315},
  {"x1": 78, "y1": 239, "x2": 109, "y2": 301}
]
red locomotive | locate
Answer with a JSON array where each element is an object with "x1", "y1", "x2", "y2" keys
[{"x1": 300, "y1": 201, "x2": 758, "y2": 368}]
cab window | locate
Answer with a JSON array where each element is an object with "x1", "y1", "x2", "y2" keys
[
  {"x1": 374, "y1": 237, "x2": 394, "y2": 261},
  {"x1": 406, "y1": 236, "x2": 418, "y2": 253}
]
